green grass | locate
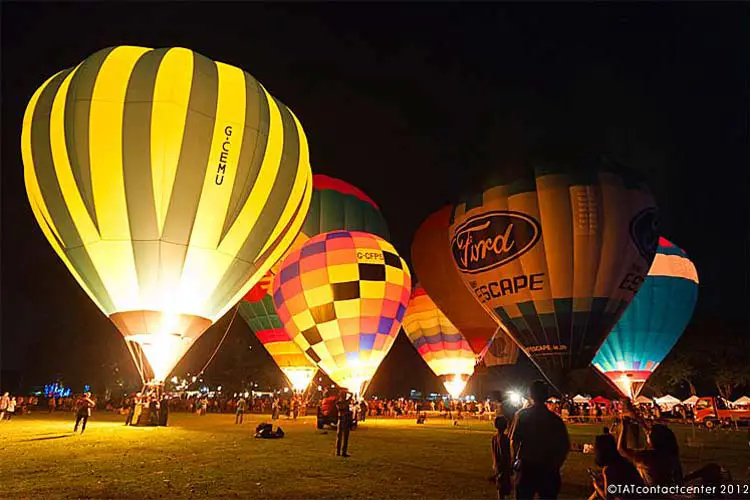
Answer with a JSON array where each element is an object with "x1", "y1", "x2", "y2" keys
[{"x1": 2, "y1": 412, "x2": 748, "y2": 499}]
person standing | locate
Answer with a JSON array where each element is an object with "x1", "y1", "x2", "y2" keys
[
  {"x1": 235, "y1": 396, "x2": 246, "y2": 424},
  {"x1": 510, "y1": 380, "x2": 570, "y2": 499},
  {"x1": 74, "y1": 392, "x2": 96, "y2": 434},
  {"x1": 335, "y1": 392, "x2": 352, "y2": 457},
  {"x1": 159, "y1": 395, "x2": 170, "y2": 426},
  {"x1": 0, "y1": 392, "x2": 9, "y2": 421},
  {"x1": 48, "y1": 396, "x2": 56, "y2": 413},
  {"x1": 491, "y1": 415, "x2": 512, "y2": 500},
  {"x1": 6, "y1": 397, "x2": 16, "y2": 421}
]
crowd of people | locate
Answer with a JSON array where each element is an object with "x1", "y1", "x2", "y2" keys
[
  {"x1": 3, "y1": 383, "x2": 741, "y2": 499},
  {"x1": 489, "y1": 381, "x2": 733, "y2": 500}
]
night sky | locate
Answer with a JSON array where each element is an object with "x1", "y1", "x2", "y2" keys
[{"x1": 2, "y1": 3, "x2": 747, "y2": 394}]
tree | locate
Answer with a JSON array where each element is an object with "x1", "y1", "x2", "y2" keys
[{"x1": 648, "y1": 354, "x2": 697, "y2": 396}]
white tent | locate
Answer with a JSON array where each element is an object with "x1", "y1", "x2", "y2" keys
[
  {"x1": 682, "y1": 395, "x2": 699, "y2": 406},
  {"x1": 732, "y1": 396, "x2": 750, "y2": 407},
  {"x1": 635, "y1": 395, "x2": 653, "y2": 405},
  {"x1": 572, "y1": 394, "x2": 590, "y2": 403},
  {"x1": 655, "y1": 394, "x2": 681, "y2": 410}
]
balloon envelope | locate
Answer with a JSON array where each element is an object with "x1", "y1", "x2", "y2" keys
[
  {"x1": 239, "y1": 176, "x2": 389, "y2": 390},
  {"x1": 22, "y1": 46, "x2": 312, "y2": 382},
  {"x1": 592, "y1": 237, "x2": 698, "y2": 398},
  {"x1": 272, "y1": 231, "x2": 411, "y2": 394},
  {"x1": 239, "y1": 278, "x2": 317, "y2": 392},
  {"x1": 449, "y1": 156, "x2": 658, "y2": 391},
  {"x1": 412, "y1": 206, "x2": 518, "y2": 358},
  {"x1": 402, "y1": 284, "x2": 476, "y2": 398}
]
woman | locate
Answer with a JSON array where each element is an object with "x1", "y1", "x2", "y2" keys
[
  {"x1": 618, "y1": 403, "x2": 683, "y2": 488},
  {"x1": 590, "y1": 433, "x2": 644, "y2": 499}
]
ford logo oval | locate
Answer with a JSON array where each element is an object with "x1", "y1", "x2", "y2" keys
[{"x1": 451, "y1": 211, "x2": 542, "y2": 274}]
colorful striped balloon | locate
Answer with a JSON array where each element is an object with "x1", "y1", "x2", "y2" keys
[
  {"x1": 402, "y1": 284, "x2": 475, "y2": 398},
  {"x1": 412, "y1": 206, "x2": 519, "y2": 359},
  {"x1": 272, "y1": 231, "x2": 411, "y2": 394},
  {"x1": 239, "y1": 176, "x2": 390, "y2": 391},
  {"x1": 22, "y1": 46, "x2": 312, "y2": 382},
  {"x1": 593, "y1": 237, "x2": 699, "y2": 398}
]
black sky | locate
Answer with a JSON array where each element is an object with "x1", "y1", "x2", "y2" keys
[{"x1": 1, "y1": 3, "x2": 747, "y2": 393}]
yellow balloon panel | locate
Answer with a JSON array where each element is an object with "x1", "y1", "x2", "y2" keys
[
  {"x1": 449, "y1": 164, "x2": 658, "y2": 388},
  {"x1": 22, "y1": 46, "x2": 312, "y2": 381},
  {"x1": 272, "y1": 231, "x2": 412, "y2": 393},
  {"x1": 402, "y1": 285, "x2": 475, "y2": 380}
]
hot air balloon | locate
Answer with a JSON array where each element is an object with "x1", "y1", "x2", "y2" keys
[
  {"x1": 402, "y1": 284, "x2": 476, "y2": 398},
  {"x1": 239, "y1": 279, "x2": 317, "y2": 392},
  {"x1": 449, "y1": 155, "x2": 659, "y2": 392},
  {"x1": 412, "y1": 206, "x2": 519, "y2": 362},
  {"x1": 22, "y1": 46, "x2": 312, "y2": 386},
  {"x1": 592, "y1": 237, "x2": 698, "y2": 398},
  {"x1": 272, "y1": 231, "x2": 411, "y2": 394},
  {"x1": 239, "y1": 175, "x2": 390, "y2": 391}
]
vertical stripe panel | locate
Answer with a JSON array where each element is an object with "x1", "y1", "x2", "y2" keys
[
  {"x1": 29, "y1": 70, "x2": 83, "y2": 248},
  {"x1": 252, "y1": 105, "x2": 309, "y2": 258},
  {"x1": 159, "y1": 52, "x2": 218, "y2": 312},
  {"x1": 122, "y1": 48, "x2": 168, "y2": 310},
  {"x1": 220, "y1": 71, "x2": 270, "y2": 241},
  {"x1": 179, "y1": 61, "x2": 248, "y2": 313},
  {"x1": 88, "y1": 46, "x2": 149, "y2": 311},
  {"x1": 26, "y1": 69, "x2": 116, "y2": 313},
  {"x1": 216, "y1": 84, "x2": 284, "y2": 258},
  {"x1": 64, "y1": 47, "x2": 118, "y2": 232},
  {"x1": 160, "y1": 52, "x2": 218, "y2": 246},
  {"x1": 23, "y1": 71, "x2": 68, "y2": 245},
  {"x1": 150, "y1": 47, "x2": 194, "y2": 236}
]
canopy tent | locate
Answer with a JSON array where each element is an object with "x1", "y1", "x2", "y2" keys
[
  {"x1": 635, "y1": 395, "x2": 653, "y2": 405},
  {"x1": 591, "y1": 396, "x2": 611, "y2": 405},
  {"x1": 682, "y1": 395, "x2": 699, "y2": 406},
  {"x1": 655, "y1": 394, "x2": 681, "y2": 410},
  {"x1": 732, "y1": 396, "x2": 750, "y2": 407},
  {"x1": 572, "y1": 394, "x2": 591, "y2": 404}
]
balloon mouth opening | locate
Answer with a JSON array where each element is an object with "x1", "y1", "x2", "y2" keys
[
  {"x1": 281, "y1": 367, "x2": 317, "y2": 393},
  {"x1": 111, "y1": 311, "x2": 211, "y2": 383},
  {"x1": 600, "y1": 370, "x2": 650, "y2": 400},
  {"x1": 336, "y1": 375, "x2": 370, "y2": 397},
  {"x1": 442, "y1": 374, "x2": 470, "y2": 399}
]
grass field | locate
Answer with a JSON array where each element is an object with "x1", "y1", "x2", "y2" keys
[{"x1": 2, "y1": 411, "x2": 748, "y2": 499}]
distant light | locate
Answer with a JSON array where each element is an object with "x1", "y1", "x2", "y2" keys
[
  {"x1": 508, "y1": 391, "x2": 523, "y2": 406},
  {"x1": 217, "y1": 386, "x2": 222, "y2": 392},
  {"x1": 318, "y1": 385, "x2": 323, "y2": 391},
  {"x1": 192, "y1": 376, "x2": 197, "y2": 383},
  {"x1": 171, "y1": 376, "x2": 179, "y2": 384}
]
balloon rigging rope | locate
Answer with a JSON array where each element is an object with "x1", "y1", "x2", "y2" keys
[{"x1": 197, "y1": 303, "x2": 240, "y2": 377}]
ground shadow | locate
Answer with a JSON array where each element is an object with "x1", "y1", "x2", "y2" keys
[{"x1": 20, "y1": 434, "x2": 74, "y2": 442}]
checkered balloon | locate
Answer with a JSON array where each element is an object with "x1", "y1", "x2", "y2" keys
[{"x1": 272, "y1": 230, "x2": 412, "y2": 393}]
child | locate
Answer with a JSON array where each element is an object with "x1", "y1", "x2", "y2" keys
[{"x1": 491, "y1": 415, "x2": 512, "y2": 500}]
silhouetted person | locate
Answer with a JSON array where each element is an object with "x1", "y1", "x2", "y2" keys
[
  {"x1": 589, "y1": 433, "x2": 644, "y2": 500},
  {"x1": 510, "y1": 380, "x2": 570, "y2": 499},
  {"x1": 159, "y1": 395, "x2": 169, "y2": 426},
  {"x1": 74, "y1": 392, "x2": 96, "y2": 434},
  {"x1": 335, "y1": 392, "x2": 352, "y2": 457},
  {"x1": 491, "y1": 415, "x2": 512, "y2": 500},
  {"x1": 618, "y1": 409, "x2": 683, "y2": 487}
]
